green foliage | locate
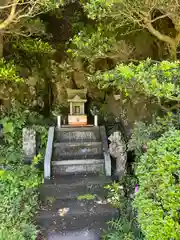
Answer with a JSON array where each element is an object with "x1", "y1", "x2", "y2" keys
[
  {"x1": 83, "y1": 0, "x2": 113, "y2": 20},
  {"x1": 69, "y1": 27, "x2": 116, "y2": 61},
  {"x1": 104, "y1": 182, "x2": 124, "y2": 208},
  {"x1": 134, "y1": 130, "x2": 180, "y2": 240},
  {"x1": 103, "y1": 218, "x2": 144, "y2": 240},
  {"x1": 103, "y1": 177, "x2": 143, "y2": 239},
  {"x1": 0, "y1": 111, "x2": 26, "y2": 145},
  {"x1": 82, "y1": 0, "x2": 180, "y2": 59},
  {"x1": 0, "y1": 106, "x2": 48, "y2": 150},
  {"x1": 0, "y1": 154, "x2": 42, "y2": 240},
  {"x1": 103, "y1": 172, "x2": 143, "y2": 239},
  {"x1": 0, "y1": 107, "x2": 45, "y2": 239},
  {"x1": 0, "y1": 0, "x2": 62, "y2": 32},
  {"x1": 13, "y1": 39, "x2": 54, "y2": 55},
  {"x1": 92, "y1": 59, "x2": 180, "y2": 101},
  {"x1": 0, "y1": 58, "x2": 23, "y2": 82},
  {"x1": 128, "y1": 113, "x2": 180, "y2": 156},
  {"x1": 32, "y1": 124, "x2": 48, "y2": 155}
]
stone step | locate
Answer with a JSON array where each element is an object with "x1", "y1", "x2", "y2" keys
[
  {"x1": 44, "y1": 174, "x2": 112, "y2": 185},
  {"x1": 53, "y1": 142, "x2": 103, "y2": 160},
  {"x1": 55, "y1": 127, "x2": 101, "y2": 142},
  {"x1": 47, "y1": 229, "x2": 100, "y2": 240},
  {"x1": 36, "y1": 199, "x2": 118, "y2": 233},
  {"x1": 40, "y1": 184, "x2": 107, "y2": 202},
  {"x1": 52, "y1": 159, "x2": 104, "y2": 176},
  {"x1": 40, "y1": 175, "x2": 111, "y2": 201}
]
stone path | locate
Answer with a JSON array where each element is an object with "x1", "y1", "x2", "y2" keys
[{"x1": 36, "y1": 127, "x2": 118, "y2": 239}]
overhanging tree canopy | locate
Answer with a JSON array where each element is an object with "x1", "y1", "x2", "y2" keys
[
  {"x1": 0, "y1": 0, "x2": 61, "y2": 31},
  {"x1": 82, "y1": 0, "x2": 180, "y2": 60}
]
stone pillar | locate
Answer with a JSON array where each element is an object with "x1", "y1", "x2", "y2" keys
[
  {"x1": 70, "y1": 102, "x2": 73, "y2": 115},
  {"x1": 23, "y1": 128, "x2": 36, "y2": 163},
  {"x1": 57, "y1": 115, "x2": 61, "y2": 128},
  {"x1": 94, "y1": 115, "x2": 98, "y2": 126},
  {"x1": 82, "y1": 103, "x2": 85, "y2": 115}
]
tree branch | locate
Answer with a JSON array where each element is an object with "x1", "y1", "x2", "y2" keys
[
  {"x1": 16, "y1": 0, "x2": 38, "y2": 20},
  {"x1": 151, "y1": 13, "x2": 171, "y2": 23},
  {"x1": 144, "y1": 15, "x2": 175, "y2": 46},
  {"x1": 158, "y1": 102, "x2": 180, "y2": 112},
  {"x1": 0, "y1": 0, "x2": 18, "y2": 30},
  {"x1": 0, "y1": 1, "x2": 31, "y2": 10}
]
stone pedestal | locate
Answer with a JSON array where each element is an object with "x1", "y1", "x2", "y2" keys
[
  {"x1": 68, "y1": 115, "x2": 87, "y2": 126},
  {"x1": 23, "y1": 128, "x2": 36, "y2": 163}
]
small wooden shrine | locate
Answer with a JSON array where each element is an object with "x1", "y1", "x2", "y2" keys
[{"x1": 67, "y1": 88, "x2": 87, "y2": 126}]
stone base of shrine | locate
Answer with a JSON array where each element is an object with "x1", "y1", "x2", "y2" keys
[{"x1": 68, "y1": 115, "x2": 87, "y2": 126}]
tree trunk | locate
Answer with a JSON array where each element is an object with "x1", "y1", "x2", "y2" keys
[
  {"x1": 169, "y1": 43, "x2": 177, "y2": 61},
  {"x1": 0, "y1": 34, "x2": 3, "y2": 58}
]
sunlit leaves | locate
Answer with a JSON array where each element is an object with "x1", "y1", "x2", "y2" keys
[
  {"x1": 13, "y1": 39, "x2": 54, "y2": 54},
  {"x1": 91, "y1": 59, "x2": 180, "y2": 102},
  {"x1": 83, "y1": 0, "x2": 114, "y2": 20},
  {"x1": 68, "y1": 27, "x2": 117, "y2": 60},
  {"x1": 0, "y1": 58, "x2": 23, "y2": 82}
]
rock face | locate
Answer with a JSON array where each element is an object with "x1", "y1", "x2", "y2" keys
[
  {"x1": 108, "y1": 131, "x2": 127, "y2": 179},
  {"x1": 36, "y1": 126, "x2": 118, "y2": 239}
]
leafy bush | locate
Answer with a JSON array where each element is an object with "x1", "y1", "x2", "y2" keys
[
  {"x1": 90, "y1": 60, "x2": 180, "y2": 114},
  {"x1": 0, "y1": 153, "x2": 42, "y2": 240},
  {"x1": 0, "y1": 106, "x2": 47, "y2": 239},
  {"x1": 0, "y1": 106, "x2": 48, "y2": 151},
  {"x1": 128, "y1": 113, "x2": 180, "y2": 156},
  {"x1": 134, "y1": 130, "x2": 180, "y2": 240}
]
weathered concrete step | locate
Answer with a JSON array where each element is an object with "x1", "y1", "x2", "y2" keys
[
  {"x1": 56, "y1": 126, "x2": 99, "y2": 131},
  {"x1": 36, "y1": 199, "x2": 118, "y2": 232},
  {"x1": 39, "y1": 216, "x2": 115, "y2": 237},
  {"x1": 53, "y1": 142, "x2": 103, "y2": 160},
  {"x1": 40, "y1": 175, "x2": 111, "y2": 200},
  {"x1": 52, "y1": 159, "x2": 104, "y2": 175},
  {"x1": 40, "y1": 184, "x2": 107, "y2": 201},
  {"x1": 44, "y1": 174, "x2": 112, "y2": 186},
  {"x1": 47, "y1": 229, "x2": 100, "y2": 240},
  {"x1": 55, "y1": 127, "x2": 101, "y2": 142}
]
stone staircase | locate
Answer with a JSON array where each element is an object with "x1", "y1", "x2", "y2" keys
[{"x1": 36, "y1": 126, "x2": 118, "y2": 239}]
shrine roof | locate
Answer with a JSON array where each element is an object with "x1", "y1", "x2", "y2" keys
[{"x1": 66, "y1": 88, "x2": 87, "y2": 100}]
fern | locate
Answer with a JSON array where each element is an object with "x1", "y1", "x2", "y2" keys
[{"x1": 103, "y1": 218, "x2": 144, "y2": 240}]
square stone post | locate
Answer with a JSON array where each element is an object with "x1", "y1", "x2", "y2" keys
[{"x1": 23, "y1": 128, "x2": 36, "y2": 163}]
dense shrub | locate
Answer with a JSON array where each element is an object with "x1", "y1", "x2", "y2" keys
[
  {"x1": 128, "y1": 113, "x2": 180, "y2": 157},
  {"x1": 0, "y1": 108, "x2": 46, "y2": 239},
  {"x1": 0, "y1": 153, "x2": 42, "y2": 240},
  {"x1": 134, "y1": 130, "x2": 180, "y2": 240}
]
